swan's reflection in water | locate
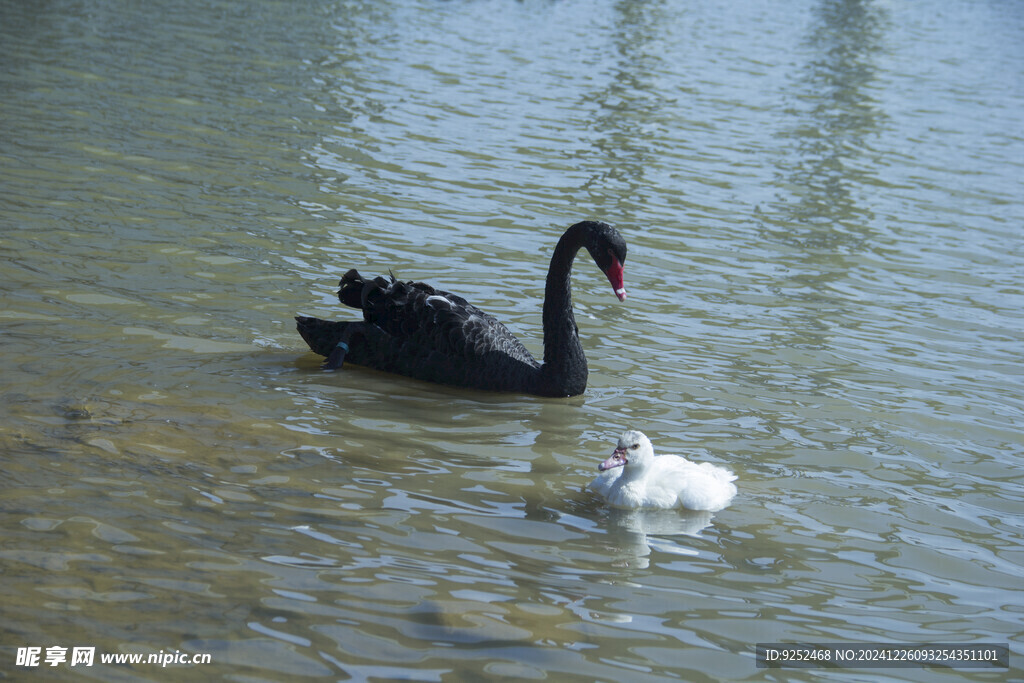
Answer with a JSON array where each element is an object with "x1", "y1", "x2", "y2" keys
[{"x1": 602, "y1": 508, "x2": 715, "y2": 568}]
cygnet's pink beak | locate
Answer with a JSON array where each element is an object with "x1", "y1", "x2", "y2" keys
[{"x1": 598, "y1": 446, "x2": 628, "y2": 472}]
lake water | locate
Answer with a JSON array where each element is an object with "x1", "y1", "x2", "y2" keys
[{"x1": 1, "y1": 0, "x2": 1022, "y2": 680}]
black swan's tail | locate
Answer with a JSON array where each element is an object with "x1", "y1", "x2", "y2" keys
[
  {"x1": 295, "y1": 316, "x2": 348, "y2": 357},
  {"x1": 297, "y1": 270, "x2": 392, "y2": 362}
]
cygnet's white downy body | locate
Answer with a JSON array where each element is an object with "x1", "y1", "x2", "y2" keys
[{"x1": 588, "y1": 430, "x2": 737, "y2": 511}]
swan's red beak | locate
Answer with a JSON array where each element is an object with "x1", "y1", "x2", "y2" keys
[
  {"x1": 598, "y1": 447, "x2": 628, "y2": 471},
  {"x1": 605, "y1": 256, "x2": 627, "y2": 301}
]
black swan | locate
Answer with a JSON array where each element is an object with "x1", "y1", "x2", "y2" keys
[{"x1": 295, "y1": 220, "x2": 627, "y2": 397}]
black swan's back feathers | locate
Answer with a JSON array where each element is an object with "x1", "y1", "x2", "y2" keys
[
  {"x1": 337, "y1": 268, "x2": 369, "y2": 310},
  {"x1": 339, "y1": 269, "x2": 538, "y2": 366},
  {"x1": 297, "y1": 270, "x2": 543, "y2": 392}
]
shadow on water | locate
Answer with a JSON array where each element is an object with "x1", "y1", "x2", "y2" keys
[
  {"x1": 751, "y1": 0, "x2": 891, "y2": 377},
  {"x1": 579, "y1": 0, "x2": 674, "y2": 221},
  {"x1": 766, "y1": 0, "x2": 889, "y2": 250}
]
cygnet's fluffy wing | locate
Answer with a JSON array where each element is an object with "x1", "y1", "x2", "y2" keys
[{"x1": 655, "y1": 456, "x2": 737, "y2": 512}]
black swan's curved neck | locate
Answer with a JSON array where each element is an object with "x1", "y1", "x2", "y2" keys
[{"x1": 540, "y1": 222, "x2": 591, "y2": 395}]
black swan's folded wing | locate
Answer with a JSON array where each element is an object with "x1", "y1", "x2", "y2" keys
[{"x1": 348, "y1": 271, "x2": 539, "y2": 367}]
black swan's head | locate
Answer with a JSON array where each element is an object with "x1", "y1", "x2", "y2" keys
[{"x1": 578, "y1": 221, "x2": 628, "y2": 301}]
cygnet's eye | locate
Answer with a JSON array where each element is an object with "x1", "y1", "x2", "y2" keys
[{"x1": 629, "y1": 444, "x2": 639, "y2": 450}]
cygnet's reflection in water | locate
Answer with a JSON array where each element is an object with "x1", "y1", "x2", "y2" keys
[{"x1": 601, "y1": 508, "x2": 716, "y2": 569}]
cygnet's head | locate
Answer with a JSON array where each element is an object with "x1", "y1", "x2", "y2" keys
[{"x1": 598, "y1": 430, "x2": 654, "y2": 472}]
